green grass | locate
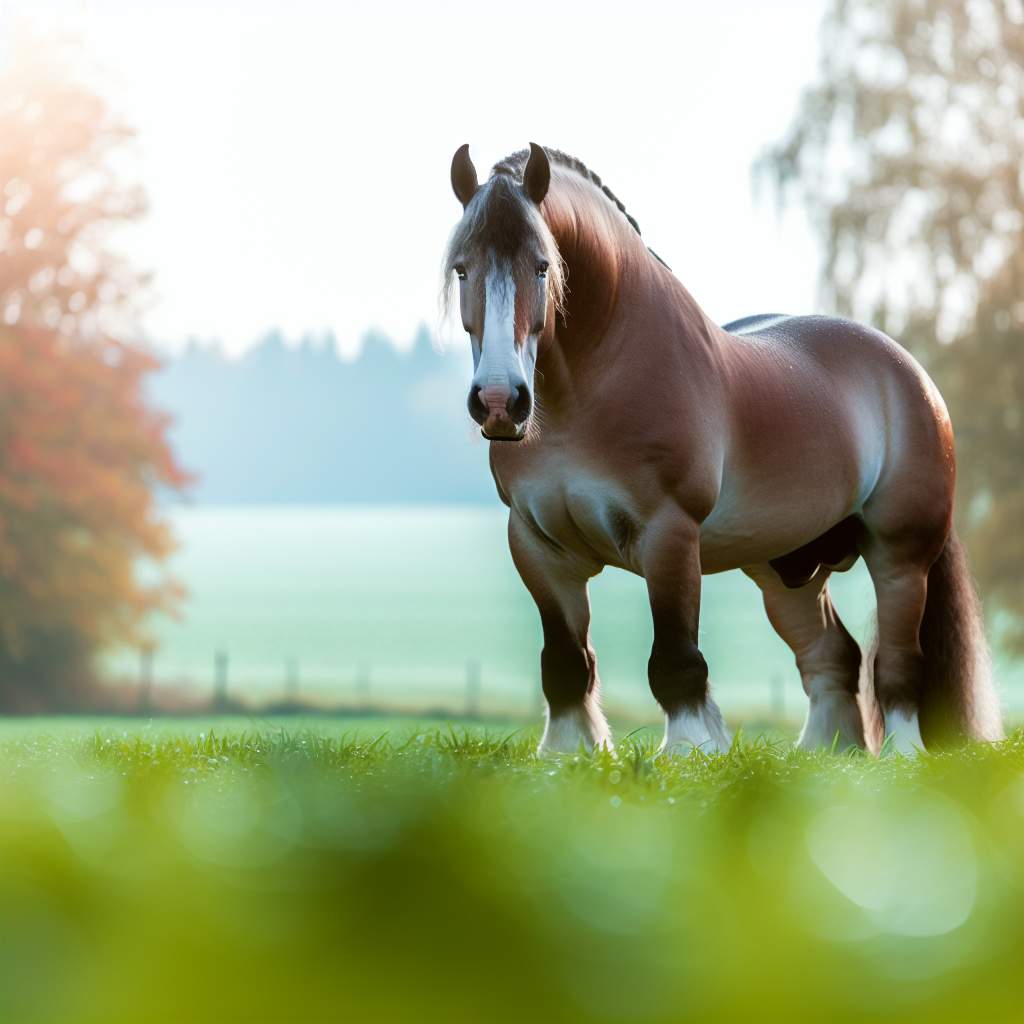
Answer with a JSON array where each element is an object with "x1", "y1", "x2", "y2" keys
[{"x1": 3, "y1": 719, "x2": 1024, "y2": 1023}]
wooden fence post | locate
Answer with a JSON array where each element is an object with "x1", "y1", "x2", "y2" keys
[
  {"x1": 466, "y1": 660, "x2": 481, "y2": 718},
  {"x1": 356, "y1": 662, "x2": 371, "y2": 705},
  {"x1": 139, "y1": 646, "x2": 154, "y2": 714},
  {"x1": 214, "y1": 650, "x2": 229, "y2": 711}
]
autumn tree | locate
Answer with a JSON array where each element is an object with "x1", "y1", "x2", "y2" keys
[
  {"x1": 763, "y1": 0, "x2": 1024, "y2": 653},
  {"x1": 0, "y1": 33, "x2": 188, "y2": 711}
]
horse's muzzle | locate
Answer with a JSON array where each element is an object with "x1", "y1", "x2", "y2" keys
[{"x1": 469, "y1": 381, "x2": 531, "y2": 441}]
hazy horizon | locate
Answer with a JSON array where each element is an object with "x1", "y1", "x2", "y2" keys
[{"x1": 7, "y1": 0, "x2": 828, "y2": 357}]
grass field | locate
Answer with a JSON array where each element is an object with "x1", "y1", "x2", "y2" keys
[{"x1": 4, "y1": 717, "x2": 1024, "y2": 1023}]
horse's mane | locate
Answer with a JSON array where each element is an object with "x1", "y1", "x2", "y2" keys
[
  {"x1": 492, "y1": 146, "x2": 671, "y2": 271},
  {"x1": 441, "y1": 145, "x2": 669, "y2": 319},
  {"x1": 492, "y1": 147, "x2": 645, "y2": 238}
]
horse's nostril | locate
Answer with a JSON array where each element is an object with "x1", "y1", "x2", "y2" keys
[
  {"x1": 467, "y1": 385, "x2": 487, "y2": 425},
  {"x1": 508, "y1": 385, "x2": 532, "y2": 425}
]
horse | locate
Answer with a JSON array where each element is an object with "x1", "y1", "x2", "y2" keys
[{"x1": 442, "y1": 142, "x2": 1003, "y2": 756}]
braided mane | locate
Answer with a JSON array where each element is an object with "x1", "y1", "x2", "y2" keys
[
  {"x1": 492, "y1": 147, "x2": 669, "y2": 269},
  {"x1": 493, "y1": 147, "x2": 643, "y2": 235}
]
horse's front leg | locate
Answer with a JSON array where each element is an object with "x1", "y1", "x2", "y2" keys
[
  {"x1": 508, "y1": 513, "x2": 612, "y2": 755},
  {"x1": 643, "y1": 513, "x2": 731, "y2": 754}
]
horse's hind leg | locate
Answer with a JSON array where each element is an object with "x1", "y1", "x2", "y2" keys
[
  {"x1": 744, "y1": 565, "x2": 865, "y2": 750},
  {"x1": 859, "y1": 535, "x2": 934, "y2": 754},
  {"x1": 858, "y1": 463, "x2": 956, "y2": 753}
]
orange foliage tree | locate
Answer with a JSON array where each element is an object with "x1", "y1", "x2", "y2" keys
[{"x1": 0, "y1": 36, "x2": 188, "y2": 711}]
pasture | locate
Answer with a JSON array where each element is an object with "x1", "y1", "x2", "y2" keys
[
  {"x1": 4, "y1": 717, "x2": 1024, "y2": 1023},
  {"x1": 103, "y1": 506, "x2": 1024, "y2": 716}
]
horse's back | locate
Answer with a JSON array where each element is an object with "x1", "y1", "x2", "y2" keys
[
  {"x1": 723, "y1": 312, "x2": 897, "y2": 359},
  {"x1": 720, "y1": 311, "x2": 909, "y2": 419},
  {"x1": 720, "y1": 313, "x2": 945, "y2": 419},
  {"x1": 704, "y1": 312, "x2": 954, "y2": 569},
  {"x1": 721, "y1": 313, "x2": 794, "y2": 336}
]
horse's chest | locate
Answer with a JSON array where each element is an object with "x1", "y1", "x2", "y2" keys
[{"x1": 507, "y1": 467, "x2": 641, "y2": 570}]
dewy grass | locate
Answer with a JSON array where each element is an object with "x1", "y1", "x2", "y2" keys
[{"x1": 3, "y1": 722, "x2": 1024, "y2": 1023}]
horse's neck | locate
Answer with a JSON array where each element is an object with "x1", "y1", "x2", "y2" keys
[
  {"x1": 545, "y1": 178, "x2": 636, "y2": 347},
  {"x1": 537, "y1": 182, "x2": 717, "y2": 408}
]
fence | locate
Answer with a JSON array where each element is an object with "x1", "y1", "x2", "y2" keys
[{"x1": 127, "y1": 646, "x2": 800, "y2": 723}]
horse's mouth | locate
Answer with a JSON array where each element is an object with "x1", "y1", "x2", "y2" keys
[{"x1": 481, "y1": 428, "x2": 525, "y2": 442}]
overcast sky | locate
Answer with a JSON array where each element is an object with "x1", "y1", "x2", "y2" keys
[{"x1": 9, "y1": 0, "x2": 828, "y2": 356}]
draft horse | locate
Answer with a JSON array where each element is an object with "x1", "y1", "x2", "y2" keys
[{"x1": 443, "y1": 142, "x2": 1002, "y2": 755}]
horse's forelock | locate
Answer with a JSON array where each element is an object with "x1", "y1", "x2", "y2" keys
[{"x1": 441, "y1": 175, "x2": 565, "y2": 320}]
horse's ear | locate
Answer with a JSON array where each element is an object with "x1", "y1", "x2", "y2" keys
[
  {"x1": 523, "y1": 142, "x2": 550, "y2": 205},
  {"x1": 451, "y1": 144, "x2": 478, "y2": 207}
]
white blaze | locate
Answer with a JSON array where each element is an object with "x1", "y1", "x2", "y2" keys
[{"x1": 476, "y1": 269, "x2": 521, "y2": 393}]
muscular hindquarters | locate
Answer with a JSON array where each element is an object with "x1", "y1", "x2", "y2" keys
[{"x1": 706, "y1": 316, "x2": 954, "y2": 575}]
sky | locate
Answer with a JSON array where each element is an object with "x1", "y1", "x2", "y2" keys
[{"x1": 7, "y1": 0, "x2": 829, "y2": 356}]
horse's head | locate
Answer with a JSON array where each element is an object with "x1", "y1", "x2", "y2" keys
[{"x1": 444, "y1": 143, "x2": 564, "y2": 441}]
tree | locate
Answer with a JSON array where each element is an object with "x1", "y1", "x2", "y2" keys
[
  {"x1": 0, "y1": 32, "x2": 188, "y2": 710},
  {"x1": 762, "y1": 0, "x2": 1024, "y2": 652}
]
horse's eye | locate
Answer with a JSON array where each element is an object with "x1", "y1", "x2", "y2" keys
[
  {"x1": 454, "y1": 264, "x2": 467, "y2": 281},
  {"x1": 536, "y1": 261, "x2": 549, "y2": 279}
]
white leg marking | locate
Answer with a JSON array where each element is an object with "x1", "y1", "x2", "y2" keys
[
  {"x1": 797, "y1": 676, "x2": 866, "y2": 751},
  {"x1": 538, "y1": 704, "x2": 613, "y2": 756},
  {"x1": 884, "y1": 708, "x2": 924, "y2": 755},
  {"x1": 660, "y1": 700, "x2": 731, "y2": 754}
]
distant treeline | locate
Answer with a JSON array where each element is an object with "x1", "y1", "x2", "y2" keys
[{"x1": 150, "y1": 328, "x2": 497, "y2": 504}]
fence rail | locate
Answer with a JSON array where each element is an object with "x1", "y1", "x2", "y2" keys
[{"x1": 129, "y1": 646, "x2": 800, "y2": 721}]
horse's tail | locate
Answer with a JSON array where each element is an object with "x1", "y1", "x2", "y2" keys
[{"x1": 917, "y1": 529, "x2": 1003, "y2": 746}]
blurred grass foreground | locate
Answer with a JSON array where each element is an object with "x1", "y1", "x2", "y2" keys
[{"x1": 4, "y1": 720, "x2": 1024, "y2": 1023}]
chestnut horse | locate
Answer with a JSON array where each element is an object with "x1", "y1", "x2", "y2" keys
[{"x1": 443, "y1": 142, "x2": 1002, "y2": 755}]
